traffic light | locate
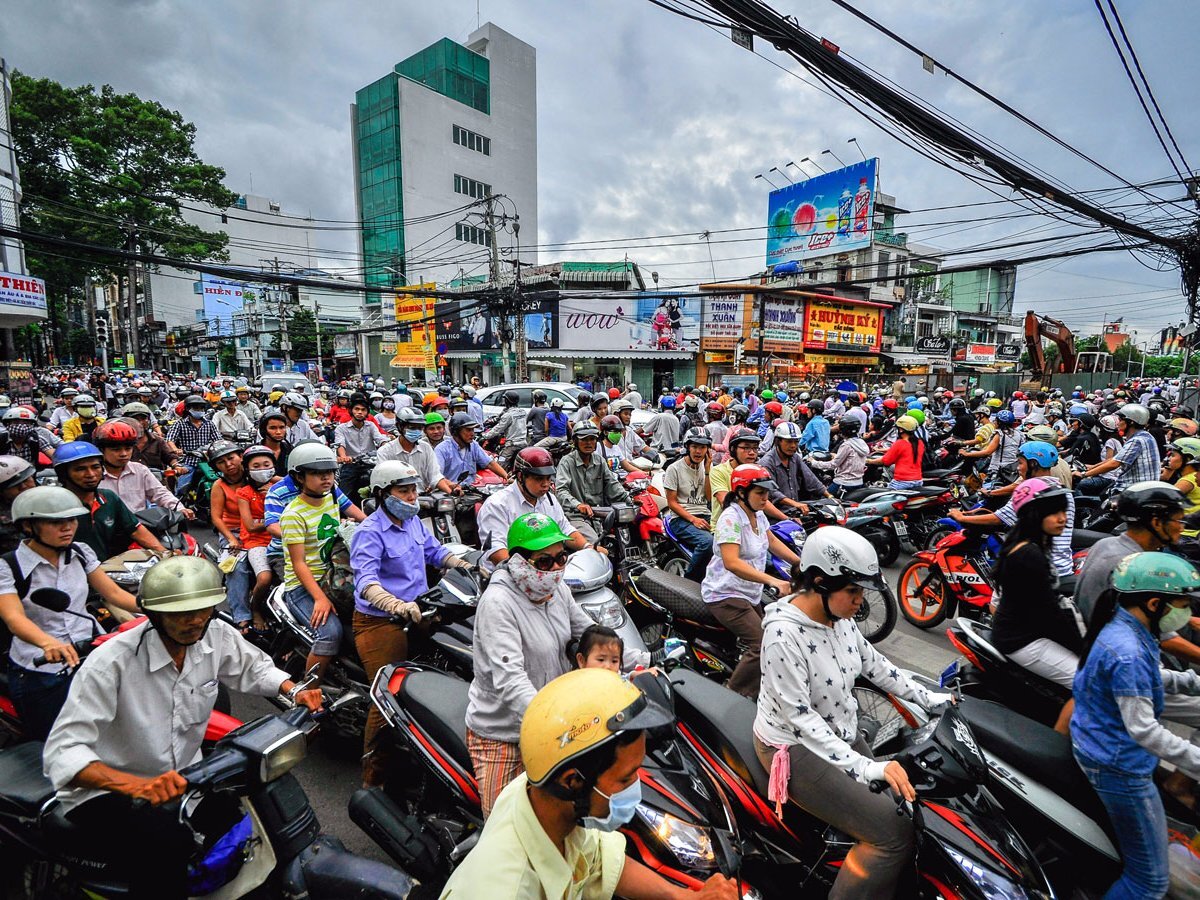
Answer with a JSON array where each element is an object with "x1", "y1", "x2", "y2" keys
[{"x1": 96, "y1": 316, "x2": 109, "y2": 344}]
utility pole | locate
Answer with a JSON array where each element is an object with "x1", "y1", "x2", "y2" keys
[
  {"x1": 757, "y1": 291, "x2": 768, "y2": 380},
  {"x1": 513, "y1": 220, "x2": 527, "y2": 383},
  {"x1": 264, "y1": 257, "x2": 291, "y2": 370},
  {"x1": 483, "y1": 194, "x2": 510, "y2": 383},
  {"x1": 125, "y1": 223, "x2": 139, "y2": 368},
  {"x1": 312, "y1": 298, "x2": 323, "y2": 382}
]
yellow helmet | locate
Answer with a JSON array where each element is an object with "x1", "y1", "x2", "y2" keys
[
  {"x1": 986, "y1": 397, "x2": 1003, "y2": 409},
  {"x1": 520, "y1": 669, "x2": 672, "y2": 786}
]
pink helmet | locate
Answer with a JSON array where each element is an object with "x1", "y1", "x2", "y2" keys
[{"x1": 1011, "y1": 477, "x2": 1072, "y2": 517}]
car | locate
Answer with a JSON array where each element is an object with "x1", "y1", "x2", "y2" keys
[
  {"x1": 256, "y1": 372, "x2": 314, "y2": 397},
  {"x1": 476, "y1": 382, "x2": 584, "y2": 419}
]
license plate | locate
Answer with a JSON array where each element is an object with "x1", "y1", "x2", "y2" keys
[
  {"x1": 893, "y1": 520, "x2": 908, "y2": 538},
  {"x1": 939, "y1": 660, "x2": 960, "y2": 687}
]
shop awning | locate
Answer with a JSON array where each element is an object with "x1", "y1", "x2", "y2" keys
[{"x1": 530, "y1": 349, "x2": 694, "y2": 360}]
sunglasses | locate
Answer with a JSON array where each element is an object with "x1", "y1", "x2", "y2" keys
[{"x1": 529, "y1": 550, "x2": 569, "y2": 571}]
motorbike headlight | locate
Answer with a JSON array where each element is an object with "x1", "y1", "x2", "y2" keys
[
  {"x1": 437, "y1": 497, "x2": 456, "y2": 513},
  {"x1": 109, "y1": 571, "x2": 143, "y2": 587},
  {"x1": 635, "y1": 805, "x2": 718, "y2": 870},
  {"x1": 258, "y1": 728, "x2": 308, "y2": 783},
  {"x1": 615, "y1": 504, "x2": 637, "y2": 524},
  {"x1": 580, "y1": 596, "x2": 625, "y2": 628},
  {"x1": 945, "y1": 847, "x2": 1029, "y2": 900}
]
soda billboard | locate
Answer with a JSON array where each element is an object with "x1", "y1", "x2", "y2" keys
[{"x1": 766, "y1": 159, "x2": 878, "y2": 267}]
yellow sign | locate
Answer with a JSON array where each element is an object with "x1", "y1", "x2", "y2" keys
[
  {"x1": 803, "y1": 299, "x2": 883, "y2": 352},
  {"x1": 704, "y1": 351, "x2": 735, "y2": 363},
  {"x1": 803, "y1": 351, "x2": 880, "y2": 367},
  {"x1": 392, "y1": 283, "x2": 437, "y2": 368}
]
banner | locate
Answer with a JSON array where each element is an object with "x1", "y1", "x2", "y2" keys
[
  {"x1": 392, "y1": 284, "x2": 437, "y2": 368},
  {"x1": 701, "y1": 293, "x2": 750, "y2": 349},
  {"x1": 802, "y1": 299, "x2": 883, "y2": 353},
  {"x1": 996, "y1": 343, "x2": 1022, "y2": 362},
  {"x1": 0, "y1": 272, "x2": 47, "y2": 322},
  {"x1": 915, "y1": 335, "x2": 951, "y2": 355},
  {"x1": 766, "y1": 159, "x2": 878, "y2": 267},
  {"x1": 964, "y1": 343, "x2": 996, "y2": 364},
  {"x1": 557, "y1": 292, "x2": 700, "y2": 353},
  {"x1": 760, "y1": 294, "x2": 805, "y2": 352},
  {"x1": 434, "y1": 295, "x2": 558, "y2": 353}
]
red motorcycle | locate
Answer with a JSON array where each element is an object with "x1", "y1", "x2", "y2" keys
[{"x1": 896, "y1": 527, "x2": 995, "y2": 629}]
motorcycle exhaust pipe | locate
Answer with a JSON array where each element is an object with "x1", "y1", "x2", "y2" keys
[{"x1": 348, "y1": 787, "x2": 442, "y2": 885}]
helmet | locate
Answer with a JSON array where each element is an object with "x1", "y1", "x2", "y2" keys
[
  {"x1": 0, "y1": 395, "x2": 11, "y2": 409},
  {"x1": 600, "y1": 415, "x2": 624, "y2": 434},
  {"x1": 609, "y1": 399, "x2": 633, "y2": 414},
  {"x1": 1011, "y1": 477, "x2": 1070, "y2": 517},
  {"x1": 398, "y1": 407, "x2": 424, "y2": 428},
  {"x1": 576, "y1": 390, "x2": 592, "y2": 405},
  {"x1": 369, "y1": 391, "x2": 385, "y2": 402},
  {"x1": 206, "y1": 440, "x2": 242, "y2": 464},
  {"x1": 53, "y1": 441, "x2": 102, "y2": 470},
  {"x1": 607, "y1": 388, "x2": 621, "y2": 400},
  {"x1": 730, "y1": 464, "x2": 777, "y2": 494},
  {"x1": 336, "y1": 389, "x2": 353, "y2": 400},
  {"x1": 726, "y1": 428, "x2": 761, "y2": 452},
  {"x1": 1018, "y1": 440, "x2": 1059, "y2": 470},
  {"x1": 986, "y1": 398, "x2": 1003, "y2": 409},
  {"x1": 175, "y1": 386, "x2": 190, "y2": 399},
  {"x1": 728, "y1": 403, "x2": 750, "y2": 424},
  {"x1": 220, "y1": 390, "x2": 237, "y2": 403},
  {"x1": 907, "y1": 409, "x2": 926, "y2": 426},
  {"x1": 514, "y1": 446, "x2": 557, "y2": 477},
  {"x1": 121, "y1": 402, "x2": 153, "y2": 418},
  {"x1": 573, "y1": 422, "x2": 601, "y2": 441},
  {"x1": 507, "y1": 511, "x2": 570, "y2": 554},
  {"x1": 1025, "y1": 425, "x2": 1059, "y2": 444},
  {"x1": 241, "y1": 444, "x2": 276, "y2": 468},
  {"x1": 258, "y1": 410, "x2": 288, "y2": 435},
  {"x1": 1013, "y1": 391, "x2": 1024, "y2": 400},
  {"x1": 1117, "y1": 403, "x2": 1150, "y2": 426},
  {"x1": 550, "y1": 398, "x2": 564, "y2": 410},
  {"x1": 589, "y1": 395, "x2": 609, "y2": 411},
  {"x1": 1170, "y1": 418, "x2": 1199, "y2": 437},
  {"x1": 461, "y1": 386, "x2": 475, "y2": 399},
  {"x1": 949, "y1": 398, "x2": 966, "y2": 412},
  {"x1": 370, "y1": 460, "x2": 420, "y2": 493},
  {"x1": 807, "y1": 401, "x2": 824, "y2": 417},
  {"x1": 1116, "y1": 481, "x2": 1187, "y2": 526},
  {"x1": 627, "y1": 383, "x2": 637, "y2": 391},
  {"x1": 139, "y1": 556, "x2": 227, "y2": 613},
  {"x1": 895, "y1": 415, "x2": 918, "y2": 433},
  {"x1": 532, "y1": 390, "x2": 547, "y2": 404},
  {"x1": 1099, "y1": 414, "x2": 1120, "y2": 432},
  {"x1": 995, "y1": 410, "x2": 1016, "y2": 427},
  {"x1": 1111, "y1": 552, "x2": 1200, "y2": 599},
  {"x1": 504, "y1": 390, "x2": 520, "y2": 407},
  {"x1": 287, "y1": 442, "x2": 337, "y2": 476},
  {"x1": 799, "y1": 526, "x2": 884, "y2": 590},
  {"x1": 93, "y1": 419, "x2": 141, "y2": 446},
  {"x1": 61, "y1": 388, "x2": 79, "y2": 398},
  {"x1": 424, "y1": 412, "x2": 446, "y2": 426},
  {"x1": 774, "y1": 421, "x2": 803, "y2": 441},
  {"x1": 521, "y1": 668, "x2": 672, "y2": 787},
  {"x1": 764, "y1": 401, "x2": 783, "y2": 415},
  {"x1": 659, "y1": 395, "x2": 676, "y2": 409},
  {"x1": 1070, "y1": 412, "x2": 1098, "y2": 430},
  {"x1": 1, "y1": 406, "x2": 36, "y2": 423},
  {"x1": 235, "y1": 384, "x2": 251, "y2": 395},
  {"x1": 1169, "y1": 438, "x2": 1200, "y2": 464},
  {"x1": 684, "y1": 395, "x2": 699, "y2": 408},
  {"x1": 429, "y1": 396, "x2": 449, "y2": 411},
  {"x1": 448, "y1": 412, "x2": 476, "y2": 433},
  {"x1": 279, "y1": 391, "x2": 310, "y2": 411},
  {"x1": 882, "y1": 398, "x2": 898, "y2": 411},
  {"x1": 11, "y1": 485, "x2": 88, "y2": 522},
  {"x1": 838, "y1": 416, "x2": 861, "y2": 437},
  {"x1": 682, "y1": 426, "x2": 712, "y2": 447},
  {"x1": 760, "y1": 389, "x2": 775, "y2": 400},
  {"x1": 0, "y1": 455, "x2": 35, "y2": 491}
]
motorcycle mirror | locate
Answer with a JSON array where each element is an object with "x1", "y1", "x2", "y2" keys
[{"x1": 29, "y1": 587, "x2": 71, "y2": 613}]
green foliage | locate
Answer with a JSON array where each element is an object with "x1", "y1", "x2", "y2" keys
[
  {"x1": 273, "y1": 304, "x2": 319, "y2": 360},
  {"x1": 66, "y1": 327, "x2": 94, "y2": 365},
  {"x1": 216, "y1": 342, "x2": 240, "y2": 373}
]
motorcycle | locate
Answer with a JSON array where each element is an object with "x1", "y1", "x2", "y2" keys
[
  {"x1": 0, "y1": 681, "x2": 415, "y2": 899},
  {"x1": 895, "y1": 526, "x2": 996, "y2": 630},
  {"x1": 135, "y1": 506, "x2": 201, "y2": 556},
  {"x1": 338, "y1": 453, "x2": 377, "y2": 504}
]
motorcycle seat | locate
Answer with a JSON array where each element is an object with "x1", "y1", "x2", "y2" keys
[
  {"x1": 0, "y1": 741, "x2": 55, "y2": 818},
  {"x1": 1070, "y1": 528, "x2": 1109, "y2": 550},
  {"x1": 634, "y1": 568, "x2": 718, "y2": 627},
  {"x1": 669, "y1": 669, "x2": 770, "y2": 797},
  {"x1": 399, "y1": 670, "x2": 472, "y2": 771},
  {"x1": 958, "y1": 697, "x2": 1108, "y2": 825},
  {"x1": 906, "y1": 484, "x2": 952, "y2": 497},
  {"x1": 923, "y1": 468, "x2": 957, "y2": 480}
]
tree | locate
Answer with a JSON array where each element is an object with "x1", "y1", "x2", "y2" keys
[
  {"x1": 10, "y1": 74, "x2": 238, "y2": 363},
  {"x1": 273, "y1": 304, "x2": 319, "y2": 361},
  {"x1": 66, "y1": 327, "x2": 94, "y2": 365},
  {"x1": 216, "y1": 342, "x2": 240, "y2": 374}
]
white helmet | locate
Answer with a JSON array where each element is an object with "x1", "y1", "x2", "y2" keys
[
  {"x1": 279, "y1": 391, "x2": 310, "y2": 411},
  {"x1": 0, "y1": 394, "x2": 10, "y2": 409},
  {"x1": 369, "y1": 460, "x2": 420, "y2": 493},
  {"x1": 0, "y1": 455, "x2": 36, "y2": 491},
  {"x1": 11, "y1": 485, "x2": 89, "y2": 522},
  {"x1": 773, "y1": 421, "x2": 803, "y2": 441},
  {"x1": 1117, "y1": 403, "x2": 1150, "y2": 426},
  {"x1": 799, "y1": 526, "x2": 884, "y2": 591}
]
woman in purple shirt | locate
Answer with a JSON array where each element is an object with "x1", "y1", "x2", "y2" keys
[{"x1": 350, "y1": 459, "x2": 472, "y2": 788}]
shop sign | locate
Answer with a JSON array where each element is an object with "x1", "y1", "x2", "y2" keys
[
  {"x1": 996, "y1": 343, "x2": 1022, "y2": 361},
  {"x1": 804, "y1": 352, "x2": 879, "y2": 367},
  {"x1": 760, "y1": 294, "x2": 805, "y2": 351},
  {"x1": 701, "y1": 293, "x2": 749, "y2": 349},
  {"x1": 704, "y1": 351, "x2": 734, "y2": 363},
  {"x1": 557, "y1": 292, "x2": 699, "y2": 353},
  {"x1": 435, "y1": 295, "x2": 557, "y2": 352},
  {"x1": 802, "y1": 299, "x2": 883, "y2": 352},
  {"x1": 392, "y1": 283, "x2": 437, "y2": 368},
  {"x1": 333, "y1": 333, "x2": 357, "y2": 359},
  {"x1": 963, "y1": 343, "x2": 996, "y2": 364},
  {"x1": 915, "y1": 335, "x2": 951, "y2": 355}
]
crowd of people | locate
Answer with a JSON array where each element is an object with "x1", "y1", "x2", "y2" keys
[{"x1": 2, "y1": 365, "x2": 1200, "y2": 897}]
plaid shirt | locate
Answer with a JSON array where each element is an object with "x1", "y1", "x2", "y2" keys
[
  {"x1": 165, "y1": 417, "x2": 221, "y2": 465},
  {"x1": 1113, "y1": 429, "x2": 1160, "y2": 487}
]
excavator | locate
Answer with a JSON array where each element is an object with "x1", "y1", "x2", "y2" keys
[{"x1": 1024, "y1": 310, "x2": 1112, "y2": 378}]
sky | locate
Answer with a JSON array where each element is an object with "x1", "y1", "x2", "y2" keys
[{"x1": 4, "y1": 0, "x2": 1198, "y2": 347}]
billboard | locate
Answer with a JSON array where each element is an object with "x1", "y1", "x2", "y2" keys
[
  {"x1": 802, "y1": 298, "x2": 883, "y2": 353},
  {"x1": 916, "y1": 336, "x2": 951, "y2": 355},
  {"x1": 701, "y1": 293, "x2": 751, "y2": 349},
  {"x1": 434, "y1": 295, "x2": 558, "y2": 353},
  {"x1": 557, "y1": 292, "x2": 700, "y2": 353},
  {"x1": 392, "y1": 284, "x2": 437, "y2": 368},
  {"x1": 766, "y1": 158, "x2": 878, "y2": 267},
  {"x1": 200, "y1": 274, "x2": 249, "y2": 336},
  {"x1": 760, "y1": 293, "x2": 805, "y2": 352},
  {"x1": 0, "y1": 272, "x2": 47, "y2": 324},
  {"x1": 964, "y1": 343, "x2": 996, "y2": 364}
]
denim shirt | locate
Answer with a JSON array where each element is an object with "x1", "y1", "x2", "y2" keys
[{"x1": 1072, "y1": 608, "x2": 1163, "y2": 775}]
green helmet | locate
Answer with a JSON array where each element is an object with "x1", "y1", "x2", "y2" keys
[
  {"x1": 907, "y1": 408, "x2": 926, "y2": 426},
  {"x1": 1170, "y1": 437, "x2": 1200, "y2": 464},
  {"x1": 507, "y1": 512, "x2": 570, "y2": 554},
  {"x1": 140, "y1": 556, "x2": 227, "y2": 613},
  {"x1": 760, "y1": 389, "x2": 774, "y2": 400},
  {"x1": 1110, "y1": 551, "x2": 1200, "y2": 598},
  {"x1": 424, "y1": 412, "x2": 446, "y2": 425}
]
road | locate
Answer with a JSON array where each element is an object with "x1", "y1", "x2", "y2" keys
[{"x1": 228, "y1": 552, "x2": 959, "y2": 869}]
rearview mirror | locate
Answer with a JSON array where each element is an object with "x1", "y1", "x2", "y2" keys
[{"x1": 29, "y1": 587, "x2": 71, "y2": 613}]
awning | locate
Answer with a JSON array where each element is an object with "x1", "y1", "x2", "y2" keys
[
  {"x1": 530, "y1": 349, "x2": 694, "y2": 360},
  {"x1": 528, "y1": 359, "x2": 568, "y2": 370}
]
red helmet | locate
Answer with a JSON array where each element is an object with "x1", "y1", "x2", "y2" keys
[
  {"x1": 882, "y1": 398, "x2": 899, "y2": 410},
  {"x1": 764, "y1": 401, "x2": 783, "y2": 415},
  {"x1": 607, "y1": 387, "x2": 621, "y2": 400},
  {"x1": 513, "y1": 446, "x2": 556, "y2": 477},
  {"x1": 93, "y1": 418, "x2": 141, "y2": 446},
  {"x1": 730, "y1": 463, "x2": 777, "y2": 493},
  {"x1": 706, "y1": 401, "x2": 724, "y2": 414}
]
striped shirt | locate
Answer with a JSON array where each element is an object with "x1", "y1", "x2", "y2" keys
[
  {"x1": 1113, "y1": 429, "x2": 1161, "y2": 487},
  {"x1": 165, "y1": 418, "x2": 221, "y2": 465}
]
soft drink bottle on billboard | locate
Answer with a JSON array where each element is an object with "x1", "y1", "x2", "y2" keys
[
  {"x1": 853, "y1": 177, "x2": 871, "y2": 234},
  {"x1": 837, "y1": 188, "x2": 852, "y2": 236}
]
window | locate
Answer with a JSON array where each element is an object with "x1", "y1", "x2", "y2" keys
[
  {"x1": 453, "y1": 174, "x2": 492, "y2": 200},
  {"x1": 877, "y1": 250, "x2": 891, "y2": 285},
  {"x1": 456, "y1": 222, "x2": 490, "y2": 246},
  {"x1": 452, "y1": 124, "x2": 491, "y2": 155}
]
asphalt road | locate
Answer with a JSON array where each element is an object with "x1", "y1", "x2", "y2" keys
[{"x1": 227, "y1": 550, "x2": 960, "y2": 871}]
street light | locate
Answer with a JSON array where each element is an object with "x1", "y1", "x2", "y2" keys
[
  {"x1": 821, "y1": 148, "x2": 847, "y2": 168},
  {"x1": 769, "y1": 166, "x2": 794, "y2": 185},
  {"x1": 799, "y1": 156, "x2": 825, "y2": 174},
  {"x1": 754, "y1": 172, "x2": 781, "y2": 189},
  {"x1": 847, "y1": 137, "x2": 868, "y2": 161}
]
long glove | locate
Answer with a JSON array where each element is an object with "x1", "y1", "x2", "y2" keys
[
  {"x1": 362, "y1": 583, "x2": 422, "y2": 622},
  {"x1": 444, "y1": 556, "x2": 474, "y2": 570}
]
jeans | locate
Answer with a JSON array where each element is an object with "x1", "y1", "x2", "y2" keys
[
  {"x1": 9, "y1": 664, "x2": 72, "y2": 740},
  {"x1": 175, "y1": 463, "x2": 196, "y2": 495},
  {"x1": 1078, "y1": 475, "x2": 1116, "y2": 497},
  {"x1": 888, "y1": 479, "x2": 922, "y2": 490},
  {"x1": 221, "y1": 538, "x2": 255, "y2": 625},
  {"x1": 353, "y1": 610, "x2": 409, "y2": 788},
  {"x1": 830, "y1": 481, "x2": 863, "y2": 498},
  {"x1": 1075, "y1": 755, "x2": 1169, "y2": 899},
  {"x1": 283, "y1": 584, "x2": 343, "y2": 656},
  {"x1": 667, "y1": 514, "x2": 714, "y2": 582}
]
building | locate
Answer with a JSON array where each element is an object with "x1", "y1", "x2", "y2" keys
[
  {"x1": 352, "y1": 23, "x2": 537, "y2": 375},
  {"x1": 0, "y1": 56, "x2": 48, "y2": 378}
]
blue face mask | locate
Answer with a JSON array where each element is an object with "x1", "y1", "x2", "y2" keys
[
  {"x1": 403, "y1": 428, "x2": 423, "y2": 443},
  {"x1": 189, "y1": 409, "x2": 205, "y2": 420},
  {"x1": 581, "y1": 779, "x2": 642, "y2": 832},
  {"x1": 383, "y1": 496, "x2": 420, "y2": 522}
]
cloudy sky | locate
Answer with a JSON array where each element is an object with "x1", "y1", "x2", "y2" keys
[{"x1": 5, "y1": 0, "x2": 1197, "y2": 345}]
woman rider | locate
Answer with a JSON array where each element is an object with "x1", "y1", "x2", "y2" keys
[
  {"x1": 870, "y1": 414, "x2": 925, "y2": 489},
  {"x1": 755, "y1": 526, "x2": 953, "y2": 898},
  {"x1": 700, "y1": 464, "x2": 800, "y2": 698},
  {"x1": 350, "y1": 461, "x2": 473, "y2": 788}
]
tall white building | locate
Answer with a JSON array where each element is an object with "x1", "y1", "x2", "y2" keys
[{"x1": 351, "y1": 23, "x2": 537, "y2": 374}]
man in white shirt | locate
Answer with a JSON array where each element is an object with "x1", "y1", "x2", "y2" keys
[
  {"x1": 43, "y1": 557, "x2": 321, "y2": 899},
  {"x1": 377, "y1": 407, "x2": 456, "y2": 494}
]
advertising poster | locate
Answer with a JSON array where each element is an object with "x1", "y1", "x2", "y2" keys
[
  {"x1": 557, "y1": 292, "x2": 700, "y2": 353},
  {"x1": 392, "y1": 284, "x2": 437, "y2": 368},
  {"x1": 435, "y1": 295, "x2": 557, "y2": 353},
  {"x1": 760, "y1": 293, "x2": 805, "y2": 353},
  {"x1": 701, "y1": 293, "x2": 750, "y2": 349},
  {"x1": 0, "y1": 272, "x2": 47, "y2": 323},
  {"x1": 802, "y1": 299, "x2": 883, "y2": 353},
  {"x1": 964, "y1": 344, "x2": 997, "y2": 365},
  {"x1": 766, "y1": 159, "x2": 878, "y2": 267},
  {"x1": 200, "y1": 274, "x2": 249, "y2": 336}
]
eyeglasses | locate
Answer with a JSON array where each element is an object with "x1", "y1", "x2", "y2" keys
[{"x1": 529, "y1": 551, "x2": 569, "y2": 571}]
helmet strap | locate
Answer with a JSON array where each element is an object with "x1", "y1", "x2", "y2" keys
[{"x1": 517, "y1": 476, "x2": 539, "y2": 504}]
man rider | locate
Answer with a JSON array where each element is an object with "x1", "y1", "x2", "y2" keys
[
  {"x1": 525, "y1": 389, "x2": 549, "y2": 445},
  {"x1": 2, "y1": 407, "x2": 54, "y2": 468},
  {"x1": 477, "y1": 446, "x2": 592, "y2": 573},
  {"x1": 1080, "y1": 402, "x2": 1161, "y2": 493},
  {"x1": 436, "y1": 412, "x2": 507, "y2": 487},
  {"x1": 645, "y1": 396, "x2": 681, "y2": 450},
  {"x1": 95, "y1": 419, "x2": 193, "y2": 518},
  {"x1": 760, "y1": 421, "x2": 831, "y2": 515},
  {"x1": 212, "y1": 390, "x2": 254, "y2": 441},
  {"x1": 164, "y1": 395, "x2": 221, "y2": 493},
  {"x1": 555, "y1": 422, "x2": 631, "y2": 544},
  {"x1": 43, "y1": 557, "x2": 323, "y2": 899},
  {"x1": 483, "y1": 390, "x2": 529, "y2": 469},
  {"x1": 277, "y1": 391, "x2": 320, "y2": 444},
  {"x1": 377, "y1": 407, "x2": 457, "y2": 494},
  {"x1": 662, "y1": 427, "x2": 714, "y2": 581},
  {"x1": 333, "y1": 393, "x2": 389, "y2": 499},
  {"x1": 235, "y1": 384, "x2": 261, "y2": 422},
  {"x1": 423, "y1": 411, "x2": 448, "y2": 450},
  {"x1": 48, "y1": 387, "x2": 77, "y2": 432}
]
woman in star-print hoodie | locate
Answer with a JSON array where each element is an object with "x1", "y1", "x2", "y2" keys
[{"x1": 753, "y1": 526, "x2": 952, "y2": 898}]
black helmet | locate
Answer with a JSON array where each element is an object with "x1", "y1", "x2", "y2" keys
[
  {"x1": 1116, "y1": 481, "x2": 1186, "y2": 527},
  {"x1": 949, "y1": 398, "x2": 966, "y2": 412},
  {"x1": 532, "y1": 389, "x2": 547, "y2": 403},
  {"x1": 503, "y1": 390, "x2": 520, "y2": 407},
  {"x1": 449, "y1": 412, "x2": 476, "y2": 433},
  {"x1": 838, "y1": 416, "x2": 861, "y2": 437},
  {"x1": 184, "y1": 394, "x2": 208, "y2": 410},
  {"x1": 727, "y1": 403, "x2": 750, "y2": 424},
  {"x1": 576, "y1": 390, "x2": 592, "y2": 405},
  {"x1": 683, "y1": 426, "x2": 712, "y2": 447},
  {"x1": 258, "y1": 410, "x2": 287, "y2": 438},
  {"x1": 590, "y1": 395, "x2": 609, "y2": 411},
  {"x1": 807, "y1": 400, "x2": 824, "y2": 416}
]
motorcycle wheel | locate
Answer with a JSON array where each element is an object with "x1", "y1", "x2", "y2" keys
[
  {"x1": 897, "y1": 559, "x2": 952, "y2": 629},
  {"x1": 855, "y1": 583, "x2": 898, "y2": 644},
  {"x1": 852, "y1": 685, "x2": 908, "y2": 754},
  {"x1": 923, "y1": 525, "x2": 955, "y2": 552},
  {"x1": 863, "y1": 525, "x2": 900, "y2": 567},
  {"x1": 659, "y1": 555, "x2": 689, "y2": 579}
]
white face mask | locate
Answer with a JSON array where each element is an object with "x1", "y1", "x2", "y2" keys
[
  {"x1": 249, "y1": 468, "x2": 274, "y2": 485},
  {"x1": 1158, "y1": 603, "x2": 1192, "y2": 635}
]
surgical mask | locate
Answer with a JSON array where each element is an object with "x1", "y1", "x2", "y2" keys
[
  {"x1": 606, "y1": 432, "x2": 622, "y2": 444},
  {"x1": 77, "y1": 406, "x2": 96, "y2": 419},
  {"x1": 383, "y1": 496, "x2": 420, "y2": 522},
  {"x1": 383, "y1": 402, "x2": 395, "y2": 411},
  {"x1": 404, "y1": 428, "x2": 423, "y2": 442},
  {"x1": 249, "y1": 468, "x2": 274, "y2": 485},
  {"x1": 581, "y1": 780, "x2": 642, "y2": 832},
  {"x1": 189, "y1": 409, "x2": 205, "y2": 420},
  {"x1": 1158, "y1": 603, "x2": 1192, "y2": 635},
  {"x1": 506, "y1": 552, "x2": 565, "y2": 604}
]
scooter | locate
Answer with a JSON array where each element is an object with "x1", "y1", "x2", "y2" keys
[
  {"x1": 896, "y1": 526, "x2": 996, "y2": 629},
  {"x1": 0, "y1": 681, "x2": 415, "y2": 899}
]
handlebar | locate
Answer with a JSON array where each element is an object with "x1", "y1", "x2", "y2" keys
[{"x1": 33, "y1": 638, "x2": 94, "y2": 668}]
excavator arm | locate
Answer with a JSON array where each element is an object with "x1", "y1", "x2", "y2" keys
[{"x1": 1024, "y1": 310, "x2": 1077, "y2": 376}]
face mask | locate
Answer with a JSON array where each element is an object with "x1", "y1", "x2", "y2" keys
[
  {"x1": 383, "y1": 402, "x2": 395, "y2": 411},
  {"x1": 249, "y1": 468, "x2": 274, "y2": 485},
  {"x1": 606, "y1": 432, "x2": 622, "y2": 444},
  {"x1": 404, "y1": 428, "x2": 423, "y2": 442},
  {"x1": 1158, "y1": 603, "x2": 1192, "y2": 634},
  {"x1": 383, "y1": 496, "x2": 420, "y2": 522},
  {"x1": 581, "y1": 780, "x2": 642, "y2": 832},
  {"x1": 506, "y1": 552, "x2": 565, "y2": 604},
  {"x1": 77, "y1": 407, "x2": 96, "y2": 419},
  {"x1": 189, "y1": 409, "x2": 205, "y2": 420}
]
